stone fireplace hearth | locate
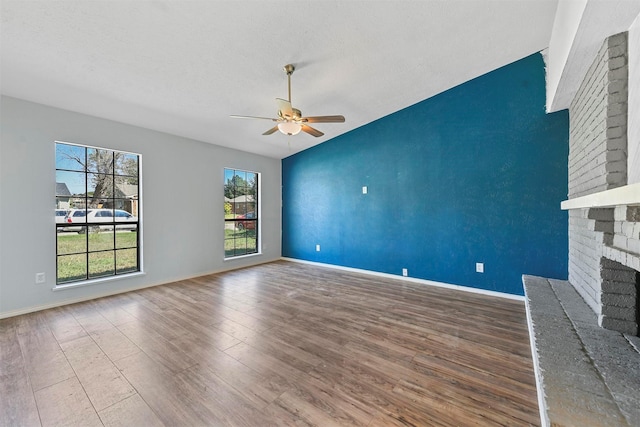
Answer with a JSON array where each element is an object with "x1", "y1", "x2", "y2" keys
[{"x1": 523, "y1": 275, "x2": 640, "y2": 427}]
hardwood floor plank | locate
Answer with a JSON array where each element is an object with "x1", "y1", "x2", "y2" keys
[
  {"x1": 41, "y1": 306, "x2": 88, "y2": 344},
  {"x1": 308, "y1": 350, "x2": 400, "y2": 396},
  {"x1": 196, "y1": 347, "x2": 282, "y2": 409},
  {"x1": 16, "y1": 325, "x2": 75, "y2": 392},
  {"x1": 153, "y1": 300, "x2": 223, "y2": 329},
  {"x1": 183, "y1": 280, "x2": 260, "y2": 313},
  {"x1": 116, "y1": 320, "x2": 199, "y2": 373},
  {"x1": 242, "y1": 332, "x2": 325, "y2": 374},
  {"x1": 0, "y1": 319, "x2": 40, "y2": 427},
  {"x1": 263, "y1": 320, "x2": 351, "y2": 364},
  {"x1": 2, "y1": 261, "x2": 540, "y2": 426},
  {"x1": 367, "y1": 410, "x2": 425, "y2": 427},
  {"x1": 416, "y1": 331, "x2": 537, "y2": 384},
  {"x1": 311, "y1": 356, "x2": 452, "y2": 427},
  {"x1": 214, "y1": 318, "x2": 263, "y2": 342},
  {"x1": 59, "y1": 335, "x2": 136, "y2": 411},
  {"x1": 394, "y1": 377, "x2": 538, "y2": 426},
  {"x1": 176, "y1": 364, "x2": 281, "y2": 426},
  {"x1": 213, "y1": 304, "x2": 275, "y2": 333},
  {"x1": 381, "y1": 309, "x2": 533, "y2": 358},
  {"x1": 74, "y1": 316, "x2": 141, "y2": 362},
  {"x1": 98, "y1": 394, "x2": 164, "y2": 427},
  {"x1": 13, "y1": 311, "x2": 49, "y2": 335},
  {"x1": 262, "y1": 400, "x2": 316, "y2": 427},
  {"x1": 411, "y1": 351, "x2": 538, "y2": 410},
  {"x1": 266, "y1": 390, "x2": 344, "y2": 427},
  {"x1": 163, "y1": 309, "x2": 242, "y2": 352},
  {"x1": 242, "y1": 295, "x2": 300, "y2": 324},
  {"x1": 224, "y1": 341, "x2": 309, "y2": 389},
  {"x1": 90, "y1": 295, "x2": 139, "y2": 326},
  {"x1": 34, "y1": 377, "x2": 102, "y2": 427},
  {"x1": 114, "y1": 351, "x2": 217, "y2": 425},
  {"x1": 284, "y1": 368, "x2": 378, "y2": 426}
]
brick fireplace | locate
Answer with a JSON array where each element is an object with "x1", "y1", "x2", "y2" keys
[
  {"x1": 565, "y1": 32, "x2": 639, "y2": 336},
  {"x1": 573, "y1": 205, "x2": 640, "y2": 335},
  {"x1": 525, "y1": 9, "x2": 640, "y2": 426}
]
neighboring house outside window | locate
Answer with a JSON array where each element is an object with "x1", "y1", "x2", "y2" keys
[
  {"x1": 55, "y1": 141, "x2": 141, "y2": 285},
  {"x1": 56, "y1": 182, "x2": 71, "y2": 209},
  {"x1": 224, "y1": 168, "x2": 259, "y2": 258}
]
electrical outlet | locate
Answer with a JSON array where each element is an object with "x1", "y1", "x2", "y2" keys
[
  {"x1": 316, "y1": 244, "x2": 321, "y2": 252},
  {"x1": 402, "y1": 268, "x2": 408, "y2": 277},
  {"x1": 35, "y1": 272, "x2": 46, "y2": 284},
  {"x1": 476, "y1": 263, "x2": 484, "y2": 273}
]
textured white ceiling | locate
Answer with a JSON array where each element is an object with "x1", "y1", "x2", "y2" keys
[{"x1": 1, "y1": 0, "x2": 559, "y2": 159}]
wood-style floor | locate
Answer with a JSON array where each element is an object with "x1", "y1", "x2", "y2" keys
[{"x1": 0, "y1": 260, "x2": 540, "y2": 426}]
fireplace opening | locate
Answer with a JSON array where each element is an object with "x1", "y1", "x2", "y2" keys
[{"x1": 600, "y1": 257, "x2": 639, "y2": 336}]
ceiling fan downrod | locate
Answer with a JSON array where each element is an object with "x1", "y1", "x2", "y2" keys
[{"x1": 284, "y1": 64, "x2": 295, "y2": 103}]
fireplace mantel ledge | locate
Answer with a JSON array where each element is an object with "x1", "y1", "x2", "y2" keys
[{"x1": 561, "y1": 183, "x2": 640, "y2": 210}]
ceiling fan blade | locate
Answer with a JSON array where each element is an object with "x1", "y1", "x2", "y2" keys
[
  {"x1": 301, "y1": 124, "x2": 324, "y2": 137},
  {"x1": 230, "y1": 115, "x2": 278, "y2": 121},
  {"x1": 276, "y1": 98, "x2": 293, "y2": 119},
  {"x1": 302, "y1": 115, "x2": 345, "y2": 123},
  {"x1": 262, "y1": 126, "x2": 279, "y2": 135}
]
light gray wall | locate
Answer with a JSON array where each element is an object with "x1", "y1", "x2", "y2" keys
[{"x1": 0, "y1": 96, "x2": 282, "y2": 316}]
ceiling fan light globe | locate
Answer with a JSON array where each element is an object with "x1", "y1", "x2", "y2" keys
[{"x1": 278, "y1": 122, "x2": 302, "y2": 136}]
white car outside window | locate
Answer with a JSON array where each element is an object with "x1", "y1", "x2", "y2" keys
[{"x1": 86, "y1": 209, "x2": 138, "y2": 231}]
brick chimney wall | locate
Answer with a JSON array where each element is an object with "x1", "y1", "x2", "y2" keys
[{"x1": 567, "y1": 32, "x2": 638, "y2": 335}]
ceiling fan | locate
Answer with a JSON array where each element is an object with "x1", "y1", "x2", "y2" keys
[{"x1": 231, "y1": 64, "x2": 345, "y2": 137}]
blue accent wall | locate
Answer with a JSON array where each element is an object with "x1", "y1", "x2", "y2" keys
[{"x1": 282, "y1": 53, "x2": 568, "y2": 295}]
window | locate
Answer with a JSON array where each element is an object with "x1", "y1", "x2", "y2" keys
[
  {"x1": 55, "y1": 142, "x2": 141, "y2": 285},
  {"x1": 224, "y1": 168, "x2": 259, "y2": 258}
]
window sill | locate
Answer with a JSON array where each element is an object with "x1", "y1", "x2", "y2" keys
[
  {"x1": 52, "y1": 271, "x2": 146, "y2": 291},
  {"x1": 224, "y1": 252, "x2": 262, "y2": 262}
]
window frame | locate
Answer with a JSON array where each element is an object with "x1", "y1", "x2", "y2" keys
[
  {"x1": 224, "y1": 167, "x2": 260, "y2": 259},
  {"x1": 55, "y1": 141, "x2": 142, "y2": 286}
]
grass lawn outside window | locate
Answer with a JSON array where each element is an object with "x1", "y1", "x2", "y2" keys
[
  {"x1": 224, "y1": 228, "x2": 257, "y2": 257},
  {"x1": 57, "y1": 231, "x2": 138, "y2": 283}
]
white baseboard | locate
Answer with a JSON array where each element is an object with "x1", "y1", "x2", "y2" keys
[
  {"x1": 0, "y1": 257, "x2": 522, "y2": 319},
  {"x1": 280, "y1": 257, "x2": 525, "y2": 301},
  {"x1": 0, "y1": 258, "x2": 278, "y2": 319},
  {"x1": 0, "y1": 281, "x2": 167, "y2": 320}
]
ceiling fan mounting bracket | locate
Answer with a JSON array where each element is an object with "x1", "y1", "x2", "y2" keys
[{"x1": 283, "y1": 64, "x2": 295, "y2": 76}]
